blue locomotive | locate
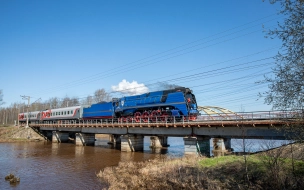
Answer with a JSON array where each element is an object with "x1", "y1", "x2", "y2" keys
[
  {"x1": 83, "y1": 87, "x2": 198, "y2": 122},
  {"x1": 19, "y1": 87, "x2": 199, "y2": 124}
]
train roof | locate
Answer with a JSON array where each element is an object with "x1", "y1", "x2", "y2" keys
[
  {"x1": 49, "y1": 106, "x2": 81, "y2": 112},
  {"x1": 20, "y1": 111, "x2": 40, "y2": 115}
]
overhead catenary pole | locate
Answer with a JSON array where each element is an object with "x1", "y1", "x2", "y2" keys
[{"x1": 21, "y1": 95, "x2": 30, "y2": 128}]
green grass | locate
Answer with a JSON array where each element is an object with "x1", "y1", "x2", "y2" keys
[
  {"x1": 200, "y1": 154, "x2": 304, "y2": 176},
  {"x1": 199, "y1": 155, "x2": 242, "y2": 167}
]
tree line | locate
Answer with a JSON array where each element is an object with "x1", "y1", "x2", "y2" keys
[{"x1": 0, "y1": 89, "x2": 111, "y2": 125}]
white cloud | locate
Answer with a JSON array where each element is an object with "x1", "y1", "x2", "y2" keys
[{"x1": 111, "y1": 79, "x2": 149, "y2": 95}]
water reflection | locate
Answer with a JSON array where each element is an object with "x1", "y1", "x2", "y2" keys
[
  {"x1": 150, "y1": 147, "x2": 168, "y2": 154},
  {"x1": 75, "y1": 145, "x2": 84, "y2": 156},
  {"x1": 51, "y1": 142, "x2": 59, "y2": 155}
]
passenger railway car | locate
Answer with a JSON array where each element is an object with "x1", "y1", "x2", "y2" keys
[
  {"x1": 40, "y1": 106, "x2": 83, "y2": 123},
  {"x1": 18, "y1": 111, "x2": 41, "y2": 124}
]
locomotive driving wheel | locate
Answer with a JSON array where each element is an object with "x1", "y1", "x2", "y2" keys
[
  {"x1": 142, "y1": 111, "x2": 150, "y2": 123},
  {"x1": 150, "y1": 110, "x2": 158, "y2": 122},
  {"x1": 134, "y1": 112, "x2": 141, "y2": 123},
  {"x1": 121, "y1": 116, "x2": 127, "y2": 123},
  {"x1": 160, "y1": 112, "x2": 172, "y2": 122},
  {"x1": 127, "y1": 116, "x2": 132, "y2": 123}
]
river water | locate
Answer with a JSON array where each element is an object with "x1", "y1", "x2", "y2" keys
[
  {"x1": 0, "y1": 137, "x2": 288, "y2": 189},
  {"x1": 0, "y1": 137, "x2": 185, "y2": 189}
]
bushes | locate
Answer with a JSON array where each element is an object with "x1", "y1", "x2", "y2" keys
[{"x1": 97, "y1": 156, "x2": 220, "y2": 190}]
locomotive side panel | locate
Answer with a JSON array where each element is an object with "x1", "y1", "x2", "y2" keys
[
  {"x1": 115, "y1": 88, "x2": 198, "y2": 120},
  {"x1": 83, "y1": 102, "x2": 114, "y2": 119}
]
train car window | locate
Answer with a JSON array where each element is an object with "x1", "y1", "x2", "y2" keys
[
  {"x1": 61, "y1": 112, "x2": 63, "y2": 115},
  {"x1": 67, "y1": 111, "x2": 69, "y2": 114},
  {"x1": 64, "y1": 111, "x2": 66, "y2": 115},
  {"x1": 71, "y1": 110, "x2": 73, "y2": 114}
]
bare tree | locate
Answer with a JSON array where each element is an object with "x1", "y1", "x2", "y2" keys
[
  {"x1": 49, "y1": 97, "x2": 61, "y2": 109},
  {"x1": 261, "y1": 0, "x2": 304, "y2": 141},
  {"x1": 94, "y1": 89, "x2": 111, "y2": 103},
  {"x1": 69, "y1": 97, "x2": 80, "y2": 106},
  {"x1": 82, "y1": 95, "x2": 94, "y2": 106},
  {"x1": 0, "y1": 89, "x2": 4, "y2": 106},
  {"x1": 262, "y1": 0, "x2": 304, "y2": 110},
  {"x1": 61, "y1": 96, "x2": 71, "y2": 107}
]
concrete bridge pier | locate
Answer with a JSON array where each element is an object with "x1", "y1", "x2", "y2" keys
[
  {"x1": 150, "y1": 136, "x2": 169, "y2": 148},
  {"x1": 52, "y1": 131, "x2": 69, "y2": 143},
  {"x1": 212, "y1": 138, "x2": 232, "y2": 156},
  {"x1": 75, "y1": 133, "x2": 95, "y2": 146},
  {"x1": 121, "y1": 135, "x2": 144, "y2": 152},
  {"x1": 108, "y1": 134, "x2": 121, "y2": 144},
  {"x1": 184, "y1": 136, "x2": 210, "y2": 156}
]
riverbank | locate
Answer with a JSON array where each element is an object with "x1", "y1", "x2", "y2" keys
[
  {"x1": 0, "y1": 126, "x2": 45, "y2": 142},
  {"x1": 97, "y1": 144, "x2": 304, "y2": 190}
]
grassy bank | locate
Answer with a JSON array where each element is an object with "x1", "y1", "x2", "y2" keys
[{"x1": 97, "y1": 152, "x2": 304, "y2": 190}]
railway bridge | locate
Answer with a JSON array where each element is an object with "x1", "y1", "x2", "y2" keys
[{"x1": 27, "y1": 109, "x2": 302, "y2": 156}]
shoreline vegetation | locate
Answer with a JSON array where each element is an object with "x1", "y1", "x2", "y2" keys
[{"x1": 97, "y1": 149, "x2": 304, "y2": 190}]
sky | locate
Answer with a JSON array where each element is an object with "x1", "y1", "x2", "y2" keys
[{"x1": 0, "y1": 0, "x2": 284, "y2": 112}]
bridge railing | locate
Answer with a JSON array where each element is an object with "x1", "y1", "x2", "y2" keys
[
  {"x1": 197, "y1": 110, "x2": 302, "y2": 122},
  {"x1": 23, "y1": 110, "x2": 303, "y2": 127}
]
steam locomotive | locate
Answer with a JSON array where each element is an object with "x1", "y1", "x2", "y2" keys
[{"x1": 18, "y1": 87, "x2": 199, "y2": 124}]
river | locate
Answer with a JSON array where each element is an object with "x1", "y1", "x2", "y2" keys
[
  {"x1": 0, "y1": 136, "x2": 185, "y2": 189},
  {"x1": 0, "y1": 137, "x2": 288, "y2": 189}
]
